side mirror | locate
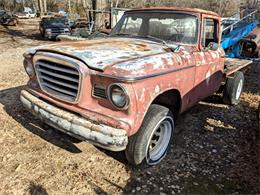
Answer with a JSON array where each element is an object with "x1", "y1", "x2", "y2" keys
[{"x1": 208, "y1": 42, "x2": 219, "y2": 51}]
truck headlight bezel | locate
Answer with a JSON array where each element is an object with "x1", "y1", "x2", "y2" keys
[
  {"x1": 45, "y1": 28, "x2": 52, "y2": 34},
  {"x1": 23, "y1": 59, "x2": 35, "y2": 77},
  {"x1": 64, "y1": 28, "x2": 70, "y2": 32},
  {"x1": 108, "y1": 83, "x2": 129, "y2": 110}
]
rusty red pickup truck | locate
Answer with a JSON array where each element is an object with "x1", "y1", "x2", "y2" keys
[{"x1": 20, "y1": 7, "x2": 252, "y2": 166}]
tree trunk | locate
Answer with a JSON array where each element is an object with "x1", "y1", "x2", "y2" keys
[
  {"x1": 68, "y1": 0, "x2": 71, "y2": 14},
  {"x1": 43, "y1": 0, "x2": 47, "y2": 13},
  {"x1": 95, "y1": 0, "x2": 109, "y2": 29},
  {"x1": 38, "y1": 0, "x2": 44, "y2": 15},
  {"x1": 13, "y1": 0, "x2": 17, "y2": 11},
  {"x1": 81, "y1": 0, "x2": 89, "y2": 19}
]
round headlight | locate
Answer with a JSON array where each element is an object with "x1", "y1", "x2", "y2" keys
[
  {"x1": 23, "y1": 59, "x2": 35, "y2": 77},
  {"x1": 108, "y1": 84, "x2": 129, "y2": 109},
  {"x1": 45, "y1": 29, "x2": 51, "y2": 34}
]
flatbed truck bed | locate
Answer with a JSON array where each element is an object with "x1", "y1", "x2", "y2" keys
[{"x1": 224, "y1": 58, "x2": 252, "y2": 76}]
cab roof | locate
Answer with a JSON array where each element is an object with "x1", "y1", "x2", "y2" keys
[{"x1": 125, "y1": 7, "x2": 220, "y2": 17}]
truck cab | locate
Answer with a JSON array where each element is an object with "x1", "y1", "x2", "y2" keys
[{"x1": 21, "y1": 7, "x2": 249, "y2": 166}]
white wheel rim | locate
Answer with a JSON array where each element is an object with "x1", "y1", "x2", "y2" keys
[
  {"x1": 235, "y1": 79, "x2": 243, "y2": 100},
  {"x1": 146, "y1": 116, "x2": 173, "y2": 165}
]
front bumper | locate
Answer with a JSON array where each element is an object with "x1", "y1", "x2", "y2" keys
[
  {"x1": 20, "y1": 90, "x2": 128, "y2": 151},
  {"x1": 45, "y1": 32, "x2": 70, "y2": 39}
]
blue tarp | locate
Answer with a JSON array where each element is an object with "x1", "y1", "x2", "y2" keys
[
  {"x1": 221, "y1": 21, "x2": 257, "y2": 49},
  {"x1": 221, "y1": 21, "x2": 257, "y2": 58}
]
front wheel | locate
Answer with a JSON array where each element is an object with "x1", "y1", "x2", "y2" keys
[
  {"x1": 223, "y1": 71, "x2": 244, "y2": 105},
  {"x1": 125, "y1": 104, "x2": 174, "y2": 166}
]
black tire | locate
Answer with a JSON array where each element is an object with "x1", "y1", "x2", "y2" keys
[
  {"x1": 39, "y1": 28, "x2": 44, "y2": 37},
  {"x1": 223, "y1": 71, "x2": 244, "y2": 105},
  {"x1": 125, "y1": 104, "x2": 174, "y2": 166}
]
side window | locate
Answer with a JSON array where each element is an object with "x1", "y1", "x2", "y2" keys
[{"x1": 202, "y1": 18, "x2": 219, "y2": 47}]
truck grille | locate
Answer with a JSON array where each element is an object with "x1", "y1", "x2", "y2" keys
[
  {"x1": 51, "y1": 28, "x2": 69, "y2": 34},
  {"x1": 35, "y1": 59, "x2": 80, "y2": 102}
]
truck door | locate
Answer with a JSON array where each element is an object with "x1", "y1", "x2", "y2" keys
[{"x1": 193, "y1": 15, "x2": 224, "y2": 101}]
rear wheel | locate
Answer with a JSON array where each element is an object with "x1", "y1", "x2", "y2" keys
[
  {"x1": 223, "y1": 71, "x2": 244, "y2": 105},
  {"x1": 125, "y1": 104, "x2": 174, "y2": 166}
]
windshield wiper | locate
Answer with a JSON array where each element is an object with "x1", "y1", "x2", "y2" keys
[
  {"x1": 136, "y1": 35, "x2": 167, "y2": 45},
  {"x1": 136, "y1": 35, "x2": 181, "y2": 51}
]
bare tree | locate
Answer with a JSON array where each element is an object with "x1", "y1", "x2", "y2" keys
[
  {"x1": 38, "y1": 0, "x2": 44, "y2": 14},
  {"x1": 68, "y1": 0, "x2": 71, "y2": 13},
  {"x1": 43, "y1": 0, "x2": 47, "y2": 12}
]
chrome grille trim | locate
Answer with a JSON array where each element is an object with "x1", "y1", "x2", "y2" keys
[
  {"x1": 37, "y1": 61, "x2": 79, "y2": 75},
  {"x1": 41, "y1": 82, "x2": 77, "y2": 97},
  {"x1": 40, "y1": 75, "x2": 78, "y2": 90},
  {"x1": 33, "y1": 52, "x2": 83, "y2": 103}
]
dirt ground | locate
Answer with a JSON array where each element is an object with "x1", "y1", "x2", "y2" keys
[{"x1": 0, "y1": 19, "x2": 259, "y2": 195}]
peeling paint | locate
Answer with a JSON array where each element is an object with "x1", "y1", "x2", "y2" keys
[
  {"x1": 29, "y1": 38, "x2": 168, "y2": 71},
  {"x1": 155, "y1": 85, "x2": 160, "y2": 94},
  {"x1": 20, "y1": 90, "x2": 128, "y2": 151},
  {"x1": 206, "y1": 70, "x2": 211, "y2": 85},
  {"x1": 113, "y1": 52, "x2": 175, "y2": 72}
]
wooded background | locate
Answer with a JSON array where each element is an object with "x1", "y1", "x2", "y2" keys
[{"x1": 0, "y1": 0, "x2": 251, "y2": 17}]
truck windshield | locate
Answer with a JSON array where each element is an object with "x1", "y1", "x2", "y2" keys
[
  {"x1": 43, "y1": 18, "x2": 67, "y2": 25},
  {"x1": 111, "y1": 12, "x2": 198, "y2": 45}
]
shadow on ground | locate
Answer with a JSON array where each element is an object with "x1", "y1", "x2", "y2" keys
[
  {"x1": 27, "y1": 182, "x2": 48, "y2": 195},
  {"x1": 122, "y1": 63, "x2": 260, "y2": 194},
  {"x1": 122, "y1": 98, "x2": 259, "y2": 194},
  {"x1": 0, "y1": 86, "x2": 82, "y2": 153},
  {"x1": 0, "y1": 23, "x2": 45, "y2": 41},
  {"x1": 0, "y1": 85, "x2": 259, "y2": 194}
]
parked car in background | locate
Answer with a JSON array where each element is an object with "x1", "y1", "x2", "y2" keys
[
  {"x1": 70, "y1": 18, "x2": 89, "y2": 29},
  {"x1": 0, "y1": 10, "x2": 18, "y2": 26},
  {"x1": 41, "y1": 12, "x2": 57, "y2": 19},
  {"x1": 56, "y1": 28, "x2": 109, "y2": 41},
  {"x1": 16, "y1": 11, "x2": 36, "y2": 19},
  {"x1": 39, "y1": 16, "x2": 70, "y2": 39}
]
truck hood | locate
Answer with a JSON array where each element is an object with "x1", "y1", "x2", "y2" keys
[{"x1": 32, "y1": 37, "x2": 168, "y2": 71}]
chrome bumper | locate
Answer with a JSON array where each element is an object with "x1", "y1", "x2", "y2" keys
[
  {"x1": 20, "y1": 90, "x2": 128, "y2": 151},
  {"x1": 45, "y1": 32, "x2": 70, "y2": 39}
]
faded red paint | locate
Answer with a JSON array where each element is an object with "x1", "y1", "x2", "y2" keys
[
  {"x1": 22, "y1": 7, "x2": 242, "y2": 142},
  {"x1": 128, "y1": 7, "x2": 220, "y2": 17}
]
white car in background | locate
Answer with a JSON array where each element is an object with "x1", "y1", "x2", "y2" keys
[{"x1": 16, "y1": 11, "x2": 36, "y2": 19}]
